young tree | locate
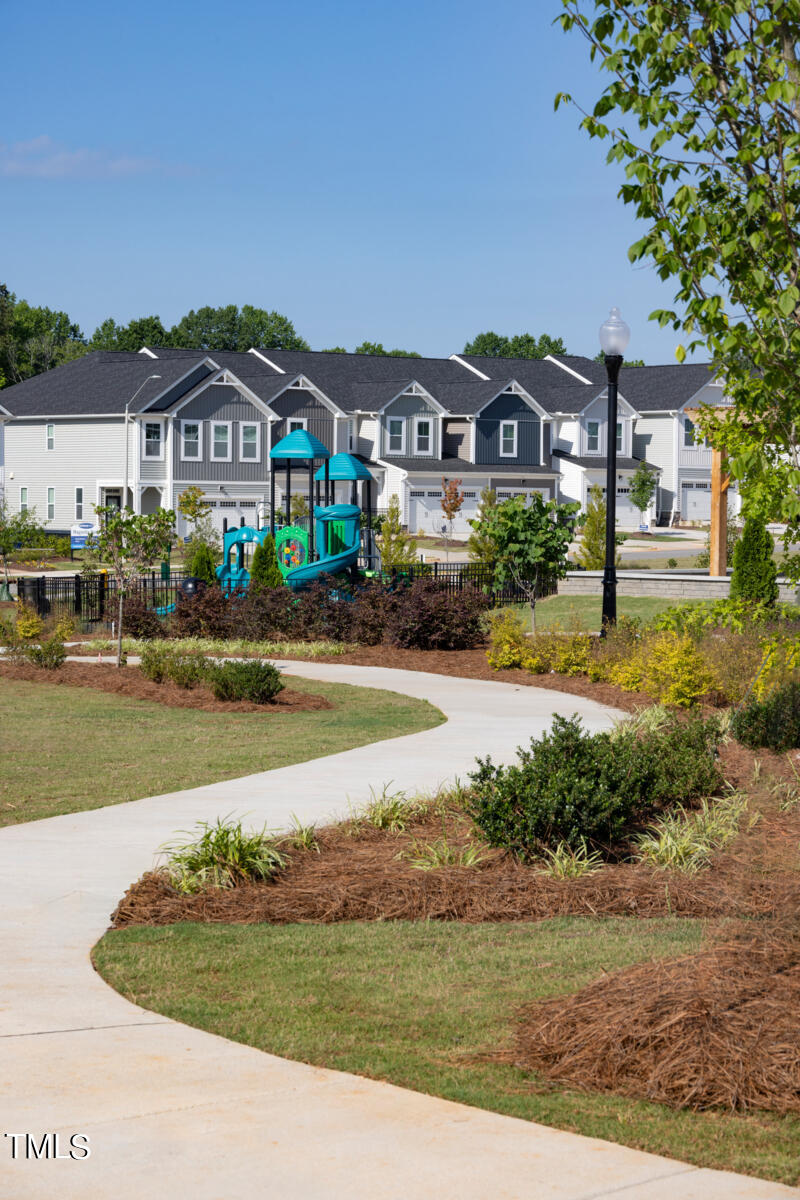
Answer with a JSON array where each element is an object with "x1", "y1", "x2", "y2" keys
[
  {"x1": 467, "y1": 486, "x2": 499, "y2": 563},
  {"x1": 177, "y1": 486, "x2": 220, "y2": 559},
  {"x1": 186, "y1": 541, "x2": 219, "y2": 586},
  {"x1": 0, "y1": 500, "x2": 45, "y2": 595},
  {"x1": 289, "y1": 493, "x2": 310, "y2": 524},
  {"x1": 730, "y1": 518, "x2": 779, "y2": 606},
  {"x1": 576, "y1": 485, "x2": 621, "y2": 571},
  {"x1": 476, "y1": 494, "x2": 579, "y2": 629},
  {"x1": 629, "y1": 461, "x2": 657, "y2": 527},
  {"x1": 91, "y1": 506, "x2": 176, "y2": 667},
  {"x1": 440, "y1": 476, "x2": 464, "y2": 562},
  {"x1": 377, "y1": 495, "x2": 418, "y2": 568},
  {"x1": 557, "y1": 2, "x2": 800, "y2": 580},
  {"x1": 250, "y1": 535, "x2": 284, "y2": 589}
]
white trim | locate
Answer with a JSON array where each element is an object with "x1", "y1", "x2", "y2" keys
[
  {"x1": 469, "y1": 417, "x2": 476, "y2": 463},
  {"x1": 413, "y1": 414, "x2": 434, "y2": 456},
  {"x1": 472, "y1": 381, "x2": 548, "y2": 421},
  {"x1": 142, "y1": 418, "x2": 165, "y2": 461},
  {"x1": 449, "y1": 353, "x2": 490, "y2": 380},
  {"x1": 386, "y1": 416, "x2": 406, "y2": 456},
  {"x1": 378, "y1": 381, "x2": 447, "y2": 417},
  {"x1": 138, "y1": 356, "x2": 220, "y2": 412},
  {"x1": 239, "y1": 421, "x2": 262, "y2": 463},
  {"x1": 45, "y1": 422, "x2": 54, "y2": 451},
  {"x1": 138, "y1": 347, "x2": 158, "y2": 358},
  {"x1": 586, "y1": 419, "x2": 600, "y2": 454},
  {"x1": 544, "y1": 355, "x2": 593, "y2": 385},
  {"x1": 180, "y1": 419, "x2": 203, "y2": 461},
  {"x1": 247, "y1": 347, "x2": 286, "y2": 373},
  {"x1": 287, "y1": 417, "x2": 308, "y2": 433},
  {"x1": 19, "y1": 486, "x2": 28, "y2": 513},
  {"x1": 499, "y1": 420, "x2": 518, "y2": 458},
  {"x1": 169, "y1": 368, "x2": 280, "y2": 421},
  {"x1": 46, "y1": 486, "x2": 55, "y2": 522},
  {"x1": 210, "y1": 421, "x2": 232, "y2": 463},
  {"x1": 75, "y1": 486, "x2": 84, "y2": 519}
]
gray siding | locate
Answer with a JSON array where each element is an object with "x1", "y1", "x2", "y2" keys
[
  {"x1": 382, "y1": 394, "x2": 439, "y2": 459},
  {"x1": 270, "y1": 388, "x2": 334, "y2": 452},
  {"x1": 475, "y1": 395, "x2": 541, "y2": 466},
  {"x1": 442, "y1": 419, "x2": 470, "y2": 459},
  {"x1": 173, "y1": 385, "x2": 269, "y2": 483}
]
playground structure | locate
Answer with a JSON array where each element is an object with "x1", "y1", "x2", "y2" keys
[{"x1": 215, "y1": 432, "x2": 378, "y2": 593}]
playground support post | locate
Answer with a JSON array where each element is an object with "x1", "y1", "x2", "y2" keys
[
  {"x1": 286, "y1": 460, "x2": 292, "y2": 526},
  {"x1": 308, "y1": 461, "x2": 315, "y2": 561},
  {"x1": 270, "y1": 466, "x2": 276, "y2": 537},
  {"x1": 324, "y1": 459, "x2": 330, "y2": 507},
  {"x1": 365, "y1": 479, "x2": 373, "y2": 566}
]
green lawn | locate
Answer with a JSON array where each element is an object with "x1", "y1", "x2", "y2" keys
[
  {"x1": 508, "y1": 594, "x2": 701, "y2": 632},
  {"x1": 94, "y1": 917, "x2": 799, "y2": 1185},
  {"x1": 0, "y1": 676, "x2": 444, "y2": 827}
]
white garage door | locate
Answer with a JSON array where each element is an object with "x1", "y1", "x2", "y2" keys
[
  {"x1": 681, "y1": 482, "x2": 711, "y2": 522},
  {"x1": 408, "y1": 490, "x2": 480, "y2": 537},
  {"x1": 203, "y1": 497, "x2": 261, "y2": 535},
  {"x1": 599, "y1": 486, "x2": 641, "y2": 528}
]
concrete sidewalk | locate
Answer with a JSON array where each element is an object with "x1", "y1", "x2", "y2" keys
[{"x1": 0, "y1": 664, "x2": 794, "y2": 1199}]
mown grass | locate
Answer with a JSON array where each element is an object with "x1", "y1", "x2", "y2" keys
[
  {"x1": 93, "y1": 917, "x2": 799, "y2": 1185},
  {"x1": 0, "y1": 676, "x2": 444, "y2": 826},
  {"x1": 506, "y1": 595, "x2": 701, "y2": 632}
]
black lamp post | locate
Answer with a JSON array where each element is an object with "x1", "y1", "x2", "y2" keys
[{"x1": 598, "y1": 307, "x2": 631, "y2": 635}]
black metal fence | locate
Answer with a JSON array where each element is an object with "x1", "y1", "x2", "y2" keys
[{"x1": 380, "y1": 562, "x2": 556, "y2": 605}]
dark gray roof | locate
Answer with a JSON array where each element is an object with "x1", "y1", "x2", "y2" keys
[
  {"x1": 614, "y1": 363, "x2": 716, "y2": 412},
  {"x1": 378, "y1": 455, "x2": 558, "y2": 475},
  {"x1": 0, "y1": 352, "x2": 210, "y2": 417},
  {"x1": 552, "y1": 450, "x2": 661, "y2": 472},
  {"x1": 458, "y1": 355, "x2": 604, "y2": 414}
]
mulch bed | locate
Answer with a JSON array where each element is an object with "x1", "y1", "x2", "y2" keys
[
  {"x1": 514, "y1": 920, "x2": 800, "y2": 1114},
  {"x1": 0, "y1": 660, "x2": 332, "y2": 715}
]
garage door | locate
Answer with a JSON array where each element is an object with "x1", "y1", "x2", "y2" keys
[
  {"x1": 203, "y1": 497, "x2": 261, "y2": 536},
  {"x1": 408, "y1": 490, "x2": 480, "y2": 537},
  {"x1": 599, "y1": 486, "x2": 640, "y2": 528},
  {"x1": 681, "y1": 482, "x2": 711, "y2": 522}
]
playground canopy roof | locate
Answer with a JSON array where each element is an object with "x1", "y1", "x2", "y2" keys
[
  {"x1": 315, "y1": 452, "x2": 375, "y2": 483},
  {"x1": 270, "y1": 429, "x2": 331, "y2": 460}
]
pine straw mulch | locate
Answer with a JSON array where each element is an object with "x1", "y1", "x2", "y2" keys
[
  {"x1": 513, "y1": 919, "x2": 800, "y2": 1114},
  {"x1": 111, "y1": 742, "x2": 800, "y2": 929},
  {"x1": 0, "y1": 659, "x2": 332, "y2": 715}
]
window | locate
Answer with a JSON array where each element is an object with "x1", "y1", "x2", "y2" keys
[
  {"x1": 348, "y1": 419, "x2": 355, "y2": 451},
  {"x1": 47, "y1": 487, "x2": 55, "y2": 521},
  {"x1": 46, "y1": 423, "x2": 54, "y2": 451},
  {"x1": 684, "y1": 417, "x2": 695, "y2": 447},
  {"x1": 616, "y1": 422, "x2": 623, "y2": 453},
  {"x1": 499, "y1": 421, "x2": 518, "y2": 457},
  {"x1": 415, "y1": 416, "x2": 432, "y2": 455},
  {"x1": 240, "y1": 423, "x2": 260, "y2": 462},
  {"x1": 181, "y1": 421, "x2": 201, "y2": 460},
  {"x1": 20, "y1": 487, "x2": 28, "y2": 514},
  {"x1": 75, "y1": 487, "x2": 83, "y2": 519},
  {"x1": 289, "y1": 418, "x2": 307, "y2": 433},
  {"x1": 388, "y1": 417, "x2": 405, "y2": 454},
  {"x1": 212, "y1": 422, "x2": 231, "y2": 461},
  {"x1": 144, "y1": 422, "x2": 162, "y2": 458},
  {"x1": 587, "y1": 420, "x2": 599, "y2": 452}
]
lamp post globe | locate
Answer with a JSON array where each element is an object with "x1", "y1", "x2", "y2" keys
[{"x1": 598, "y1": 308, "x2": 630, "y2": 636}]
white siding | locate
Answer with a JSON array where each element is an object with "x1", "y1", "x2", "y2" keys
[
  {"x1": 381, "y1": 462, "x2": 409, "y2": 522},
  {"x1": 5, "y1": 417, "x2": 128, "y2": 529},
  {"x1": 357, "y1": 417, "x2": 378, "y2": 459},
  {"x1": 552, "y1": 419, "x2": 579, "y2": 454},
  {"x1": 633, "y1": 414, "x2": 677, "y2": 517},
  {"x1": 557, "y1": 458, "x2": 584, "y2": 506}
]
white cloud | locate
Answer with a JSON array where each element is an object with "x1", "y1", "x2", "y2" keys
[{"x1": 0, "y1": 135, "x2": 166, "y2": 179}]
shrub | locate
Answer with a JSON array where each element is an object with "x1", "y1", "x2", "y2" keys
[
  {"x1": 698, "y1": 628, "x2": 766, "y2": 703},
  {"x1": 730, "y1": 517, "x2": 778, "y2": 606},
  {"x1": 386, "y1": 579, "x2": 489, "y2": 650},
  {"x1": 730, "y1": 681, "x2": 800, "y2": 751},
  {"x1": 15, "y1": 602, "x2": 43, "y2": 641},
  {"x1": 486, "y1": 608, "x2": 529, "y2": 669},
  {"x1": 639, "y1": 631, "x2": 715, "y2": 707},
  {"x1": 24, "y1": 634, "x2": 66, "y2": 670},
  {"x1": 139, "y1": 643, "x2": 209, "y2": 688},
  {"x1": 121, "y1": 593, "x2": 167, "y2": 640},
  {"x1": 467, "y1": 713, "x2": 720, "y2": 855},
  {"x1": 185, "y1": 541, "x2": 219, "y2": 586},
  {"x1": 171, "y1": 585, "x2": 234, "y2": 638},
  {"x1": 751, "y1": 634, "x2": 800, "y2": 700},
  {"x1": 348, "y1": 581, "x2": 398, "y2": 646},
  {"x1": 249, "y1": 536, "x2": 284, "y2": 589},
  {"x1": 233, "y1": 585, "x2": 296, "y2": 640},
  {"x1": 205, "y1": 659, "x2": 284, "y2": 704},
  {"x1": 162, "y1": 817, "x2": 287, "y2": 893}
]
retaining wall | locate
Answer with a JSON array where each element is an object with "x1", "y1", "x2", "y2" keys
[{"x1": 559, "y1": 571, "x2": 799, "y2": 603}]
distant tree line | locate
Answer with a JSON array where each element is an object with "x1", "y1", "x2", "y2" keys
[{"x1": 0, "y1": 282, "x2": 582, "y2": 389}]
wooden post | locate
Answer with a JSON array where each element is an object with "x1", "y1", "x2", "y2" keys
[{"x1": 709, "y1": 448, "x2": 731, "y2": 576}]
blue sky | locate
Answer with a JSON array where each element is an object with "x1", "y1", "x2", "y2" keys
[{"x1": 1, "y1": 0, "x2": 690, "y2": 363}]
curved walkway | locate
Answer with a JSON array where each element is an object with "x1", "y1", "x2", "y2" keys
[{"x1": 0, "y1": 664, "x2": 793, "y2": 1199}]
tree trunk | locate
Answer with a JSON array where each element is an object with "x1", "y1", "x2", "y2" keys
[{"x1": 116, "y1": 590, "x2": 124, "y2": 668}]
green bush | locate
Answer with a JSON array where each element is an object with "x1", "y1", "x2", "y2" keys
[
  {"x1": 250, "y1": 536, "x2": 284, "y2": 589},
  {"x1": 139, "y1": 642, "x2": 209, "y2": 688},
  {"x1": 730, "y1": 517, "x2": 778, "y2": 606},
  {"x1": 205, "y1": 659, "x2": 284, "y2": 704},
  {"x1": 730, "y1": 681, "x2": 800, "y2": 751},
  {"x1": 24, "y1": 634, "x2": 66, "y2": 670},
  {"x1": 186, "y1": 541, "x2": 219, "y2": 586},
  {"x1": 467, "y1": 714, "x2": 720, "y2": 856}
]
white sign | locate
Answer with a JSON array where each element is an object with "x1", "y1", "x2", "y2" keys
[{"x1": 70, "y1": 521, "x2": 98, "y2": 550}]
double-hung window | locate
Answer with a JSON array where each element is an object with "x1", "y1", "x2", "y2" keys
[
  {"x1": 75, "y1": 487, "x2": 83, "y2": 519},
  {"x1": 20, "y1": 487, "x2": 28, "y2": 514},
  {"x1": 181, "y1": 421, "x2": 201, "y2": 460},
  {"x1": 684, "y1": 417, "x2": 695, "y2": 447},
  {"x1": 212, "y1": 422, "x2": 231, "y2": 462},
  {"x1": 240, "y1": 423, "x2": 260, "y2": 461},
  {"x1": 144, "y1": 422, "x2": 162, "y2": 458},
  {"x1": 414, "y1": 416, "x2": 432, "y2": 455},
  {"x1": 499, "y1": 421, "x2": 518, "y2": 458},
  {"x1": 616, "y1": 422, "x2": 623, "y2": 453},
  {"x1": 46, "y1": 423, "x2": 54, "y2": 451},
  {"x1": 388, "y1": 418, "x2": 405, "y2": 455},
  {"x1": 47, "y1": 487, "x2": 55, "y2": 521},
  {"x1": 586, "y1": 420, "x2": 600, "y2": 453}
]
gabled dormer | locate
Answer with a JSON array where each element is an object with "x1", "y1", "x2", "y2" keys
[
  {"x1": 473, "y1": 383, "x2": 548, "y2": 467},
  {"x1": 379, "y1": 382, "x2": 444, "y2": 459}
]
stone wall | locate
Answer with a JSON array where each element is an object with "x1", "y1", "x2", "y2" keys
[{"x1": 559, "y1": 571, "x2": 799, "y2": 603}]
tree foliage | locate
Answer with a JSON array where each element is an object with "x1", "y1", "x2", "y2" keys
[
  {"x1": 462, "y1": 331, "x2": 567, "y2": 358},
  {"x1": 0, "y1": 284, "x2": 86, "y2": 385},
  {"x1": 0, "y1": 500, "x2": 45, "y2": 584},
  {"x1": 467, "y1": 486, "x2": 499, "y2": 563},
  {"x1": 558, "y1": 1, "x2": 800, "y2": 579},
  {"x1": 577, "y1": 484, "x2": 620, "y2": 570},
  {"x1": 186, "y1": 541, "x2": 219, "y2": 586},
  {"x1": 629, "y1": 461, "x2": 658, "y2": 520},
  {"x1": 377, "y1": 495, "x2": 418, "y2": 567},
  {"x1": 354, "y1": 341, "x2": 421, "y2": 357},
  {"x1": 90, "y1": 315, "x2": 169, "y2": 351},
  {"x1": 729, "y1": 517, "x2": 779, "y2": 605},
  {"x1": 250, "y1": 536, "x2": 285, "y2": 589}
]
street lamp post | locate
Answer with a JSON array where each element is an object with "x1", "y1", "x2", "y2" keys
[
  {"x1": 122, "y1": 374, "x2": 161, "y2": 512},
  {"x1": 598, "y1": 308, "x2": 630, "y2": 635}
]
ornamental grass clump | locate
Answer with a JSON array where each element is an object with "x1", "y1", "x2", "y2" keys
[
  {"x1": 162, "y1": 817, "x2": 287, "y2": 893},
  {"x1": 467, "y1": 713, "x2": 720, "y2": 857}
]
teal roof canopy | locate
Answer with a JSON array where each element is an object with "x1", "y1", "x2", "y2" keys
[
  {"x1": 314, "y1": 452, "x2": 375, "y2": 482},
  {"x1": 270, "y1": 429, "x2": 331, "y2": 460}
]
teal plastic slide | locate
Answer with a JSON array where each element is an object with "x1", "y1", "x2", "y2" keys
[{"x1": 283, "y1": 504, "x2": 361, "y2": 590}]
